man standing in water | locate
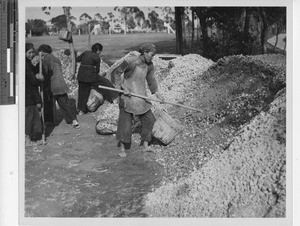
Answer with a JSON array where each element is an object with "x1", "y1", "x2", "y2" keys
[{"x1": 111, "y1": 43, "x2": 164, "y2": 157}]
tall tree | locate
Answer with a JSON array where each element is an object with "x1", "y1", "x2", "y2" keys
[
  {"x1": 127, "y1": 17, "x2": 136, "y2": 30},
  {"x1": 79, "y1": 13, "x2": 92, "y2": 34},
  {"x1": 191, "y1": 8, "x2": 195, "y2": 48},
  {"x1": 50, "y1": 14, "x2": 67, "y2": 31},
  {"x1": 107, "y1": 12, "x2": 115, "y2": 34},
  {"x1": 79, "y1": 13, "x2": 92, "y2": 22},
  {"x1": 42, "y1": 6, "x2": 76, "y2": 78},
  {"x1": 193, "y1": 7, "x2": 210, "y2": 57},
  {"x1": 175, "y1": 7, "x2": 184, "y2": 54},
  {"x1": 242, "y1": 7, "x2": 251, "y2": 54},
  {"x1": 134, "y1": 10, "x2": 145, "y2": 30},
  {"x1": 26, "y1": 19, "x2": 48, "y2": 36},
  {"x1": 260, "y1": 8, "x2": 268, "y2": 54},
  {"x1": 79, "y1": 13, "x2": 92, "y2": 48},
  {"x1": 148, "y1": 10, "x2": 159, "y2": 31},
  {"x1": 114, "y1": 7, "x2": 144, "y2": 34},
  {"x1": 114, "y1": 7, "x2": 129, "y2": 34},
  {"x1": 50, "y1": 14, "x2": 76, "y2": 33},
  {"x1": 94, "y1": 13, "x2": 103, "y2": 22},
  {"x1": 107, "y1": 12, "x2": 115, "y2": 22},
  {"x1": 63, "y1": 7, "x2": 76, "y2": 77},
  {"x1": 142, "y1": 19, "x2": 151, "y2": 30},
  {"x1": 162, "y1": 7, "x2": 174, "y2": 23},
  {"x1": 25, "y1": 19, "x2": 35, "y2": 36}
]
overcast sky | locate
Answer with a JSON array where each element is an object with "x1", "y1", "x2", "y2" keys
[{"x1": 25, "y1": 7, "x2": 167, "y2": 25}]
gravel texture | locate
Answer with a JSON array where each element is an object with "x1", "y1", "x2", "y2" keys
[
  {"x1": 144, "y1": 54, "x2": 286, "y2": 218},
  {"x1": 145, "y1": 88, "x2": 286, "y2": 217},
  {"x1": 51, "y1": 50, "x2": 286, "y2": 218}
]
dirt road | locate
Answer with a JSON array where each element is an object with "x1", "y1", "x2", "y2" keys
[{"x1": 25, "y1": 111, "x2": 163, "y2": 217}]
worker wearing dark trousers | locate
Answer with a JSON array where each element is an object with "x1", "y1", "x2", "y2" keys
[
  {"x1": 77, "y1": 79, "x2": 117, "y2": 114},
  {"x1": 38, "y1": 44, "x2": 80, "y2": 129},
  {"x1": 42, "y1": 84, "x2": 56, "y2": 124},
  {"x1": 77, "y1": 81, "x2": 92, "y2": 114},
  {"x1": 111, "y1": 43, "x2": 164, "y2": 157},
  {"x1": 76, "y1": 43, "x2": 118, "y2": 115},
  {"x1": 54, "y1": 93, "x2": 78, "y2": 124},
  {"x1": 25, "y1": 43, "x2": 44, "y2": 146},
  {"x1": 116, "y1": 101, "x2": 156, "y2": 150}
]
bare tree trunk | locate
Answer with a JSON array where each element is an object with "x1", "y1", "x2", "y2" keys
[
  {"x1": 260, "y1": 8, "x2": 268, "y2": 54},
  {"x1": 175, "y1": 7, "x2": 184, "y2": 54},
  {"x1": 124, "y1": 17, "x2": 127, "y2": 35},
  {"x1": 195, "y1": 7, "x2": 209, "y2": 57},
  {"x1": 88, "y1": 23, "x2": 91, "y2": 49},
  {"x1": 191, "y1": 9, "x2": 195, "y2": 48},
  {"x1": 243, "y1": 7, "x2": 251, "y2": 54},
  {"x1": 63, "y1": 7, "x2": 75, "y2": 78},
  {"x1": 197, "y1": 18, "x2": 199, "y2": 40},
  {"x1": 182, "y1": 11, "x2": 186, "y2": 47}
]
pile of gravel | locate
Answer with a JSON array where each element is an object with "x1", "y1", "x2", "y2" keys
[
  {"x1": 52, "y1": 50, "x2": 287, "y2": 217},
  {"x1": 145, "y1": 88, "x2": 286, "y2": 217},
  {"x1": 144, "y1": 54, "x2": 286, "y2": 218},
  {"x1": 152, "y1": 54, "x2": 286, "y2": 181}
]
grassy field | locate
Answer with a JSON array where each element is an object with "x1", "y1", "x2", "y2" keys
[{"x1": 26, "y1": 33, "x2": 177, "y2": 65}]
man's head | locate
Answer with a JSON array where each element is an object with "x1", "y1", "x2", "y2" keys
[
  {"x1": 139, "y1": 43, "x2": 157, "y2": 63},
  {"x1": 91, "y1": 43, "x2": 103, "y2": 55},
  {"x1": 38, "y1": 44, "x2": 52, "y2": 54},
  {"x1": 38, "y1": 44, "x2": 52, "y2": 58},
  {"x1": 25, "y1": 43, "x2": 35, "y2": 60}
]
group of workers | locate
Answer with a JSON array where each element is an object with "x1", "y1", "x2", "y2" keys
[{"x1": 25, "y1": 41, "x2": 164, "y2": 157}]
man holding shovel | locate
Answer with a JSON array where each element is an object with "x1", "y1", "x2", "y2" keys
[
  {"x1": 38, "y1": 44, "x2": 80, "y2": 129},
  {"x1": 110, "y1": 43, "x2": 164, "y2": 157}
]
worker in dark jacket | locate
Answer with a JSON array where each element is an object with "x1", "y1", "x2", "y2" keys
[
  {"x1": 38, "y1": 44, "x2": 80, "y2": 129},
  {"x1": 25, "y1": 43, "x2": 44, "y2": 146},
  {"x1": 76, "y1": 43, "x2": 118, "y2": 115},
  {"x1": 111, "y1": 43, "x2": 164, "y2": 157}
]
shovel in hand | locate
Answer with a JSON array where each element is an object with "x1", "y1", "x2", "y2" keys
[{"x1": 98, "y1": 85, "x2": 202, "y2": 112}]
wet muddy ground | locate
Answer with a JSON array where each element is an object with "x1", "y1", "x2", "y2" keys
[{"x1": 25, "y1": 111, "x2": 163, "y2": 217}]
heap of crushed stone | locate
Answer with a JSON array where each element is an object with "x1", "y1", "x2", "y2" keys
[
  {"x1": 53, "y1": 50, "x2": 286, "y2": 218},
  {"x1": 144, "y1": 54, "x2": 286, "y2": 218}
]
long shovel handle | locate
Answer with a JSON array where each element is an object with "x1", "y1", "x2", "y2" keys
[
  {"x1": 98, "y1": 85, "x2": 202, "y2": 112},
  {"x1": 39, "y1": 52, "x2": 46, "y2": 144}
]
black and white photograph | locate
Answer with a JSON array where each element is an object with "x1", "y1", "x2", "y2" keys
[{"x1": 0, "y1": 0, "x2": 297, "y2": 225}]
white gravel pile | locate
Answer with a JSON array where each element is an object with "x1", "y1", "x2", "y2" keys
[
  {"x1": 152, "y1": 54, "x2": 214, "y2": 111},
  {"x1": 145, "y1": 88, "x2": 286, "y2": 217}
]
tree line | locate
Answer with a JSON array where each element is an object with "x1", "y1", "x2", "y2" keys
[
  {"x1": 25, "y1": 7, "x2": 175, "y2": 36},
  {"x1": 175, "y1": 7, "x2": 286, "y2": 60},
  {"x1": 26, "y1": 6, "x2": 286, "y2": 62}
]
